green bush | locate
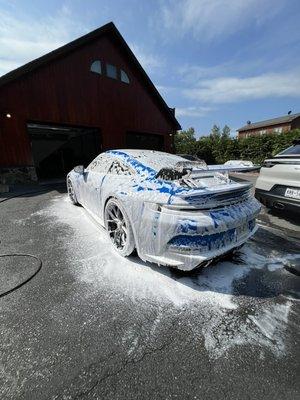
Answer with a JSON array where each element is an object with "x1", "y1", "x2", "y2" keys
[{"x1": 174, "y1": 127, "x2": 300, "y2": 165}]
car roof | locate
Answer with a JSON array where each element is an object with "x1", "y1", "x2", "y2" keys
[
  {"x1": 117, "y1": 149, "x2": 181, "y2": 158},
  {"x1": 108, "y1": 149, "x2": 186, "y2": 172}
]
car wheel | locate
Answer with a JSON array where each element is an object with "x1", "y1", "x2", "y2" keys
[
  {"x1": 67, "y1": 178, "x2": 79, "y2": 205},
  {"x1": 104, "y1": 198, "x2": 135, "y2": 257}
]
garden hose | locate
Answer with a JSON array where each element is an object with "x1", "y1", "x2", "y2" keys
[{"x1": 0, "y1": 183, "x2": 64, "y2": 297}]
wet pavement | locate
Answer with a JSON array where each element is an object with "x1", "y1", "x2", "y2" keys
[{"x1": 0, "y1": 187, "x2": 299, "y2": 399}]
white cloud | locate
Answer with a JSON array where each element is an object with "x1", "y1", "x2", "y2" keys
[
  {"x1": 159, "y1": 0, "x2": 283, "y2": 41},
  {"x1": 129, "y1": 43, "x2": 163, "y2": 72},
  {"x1": 0, "y1": 5, "x2": 87, "y2": 76},
  {"x1": 176, "y1": 105, "x2": 213, "y2": 117},
  {"x1": 178, "y1": 64, "x2": 229, "y2": 80},
  {"x1": 183, "y1": 70, "x2": 300, "y2": 103},
  {"x1": 0, "y1": 59, "x2": 21, "y2": 75},
  {"x1": 0, "y1": 5, "x2": 163, "y2": 82}
]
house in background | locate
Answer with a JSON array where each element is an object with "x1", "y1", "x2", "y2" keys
[
  {"x1": 0, "y1": 22, "x2": 180, "y2": 183},
  {"x1": 237, "y1": 112, "x2": 300, "y2": 139}
]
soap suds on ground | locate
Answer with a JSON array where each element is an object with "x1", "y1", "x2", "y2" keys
[{"x1": 30, "y1": 194, "x2": 299, "y2": 359}]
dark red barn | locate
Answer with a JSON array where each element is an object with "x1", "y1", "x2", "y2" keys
[{"x1": 0, "y1": 22, "x2": 180, "y2": 182}]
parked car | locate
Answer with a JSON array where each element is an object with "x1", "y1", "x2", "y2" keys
[
  {"x1": 67, "y1": 150, "x2": 261, "y2": 271},
  {"x1": 177, "y1": 154, "x2": 206, "y2": 164},
  {"x1": 255, "y1": 139, "x2": 300, "y2": 213},
  {"x1": 224, "y1": 160, "x2": 254, "y2": 167}
]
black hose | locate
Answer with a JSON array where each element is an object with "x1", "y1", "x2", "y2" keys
[
  {"x1": 0, "y1": 254, "x2": 42, "y2": 298},
  {"x1": 0, "y1": 185, "x2": 62, "y2": 297}
]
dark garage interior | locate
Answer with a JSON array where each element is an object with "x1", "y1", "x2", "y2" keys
[
  {"x1": 126, "y1": 131, "x2": 164, "y2": 150},
  {"x1": 27, "y1": 123, "x2": 101, "y2": 179}
]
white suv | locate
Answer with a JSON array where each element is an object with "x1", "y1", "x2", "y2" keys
[{"x1": 255, "y1": 139, "x2": 300, "y2": 214}]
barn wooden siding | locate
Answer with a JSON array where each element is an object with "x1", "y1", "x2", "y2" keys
[{"x1": 0, "y1": 33, "x2": 177, "y2": 167}]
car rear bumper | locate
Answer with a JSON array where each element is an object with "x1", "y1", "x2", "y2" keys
[
  {"x1": 137, "y1": 197, "x2": 261, "y2": 271},
  {"x1": 255, "y1": 188, "x2": 300, "y2": 214},
  {"x1": 143, "y1": 224, "x2": 258, "y2": 271}
]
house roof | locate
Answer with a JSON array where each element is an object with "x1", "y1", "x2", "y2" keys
[
  {"x1": 0, "y1": 22, "x2": 181, "y2": 130},
  {"x1": 237, "y1": 113, "x2": 300, "y2": 132}
]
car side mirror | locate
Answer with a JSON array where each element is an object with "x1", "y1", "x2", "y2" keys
[{"x1": 74, "y1": 165, "x2": 84, "y2": 174}]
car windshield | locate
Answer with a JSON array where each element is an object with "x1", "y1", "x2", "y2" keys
[
  {"x1": 129, "y1": 152, "x2": 207, "y2": 173},
  {"x1": 276, "y1": 144, "x2": 300, "y2": 156},
  {"x1": 126, "y1": 150, "x2": 185, "y2": 172}
]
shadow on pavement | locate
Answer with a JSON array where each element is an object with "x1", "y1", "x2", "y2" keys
[
  {"x1": 0, "y1": 183, "x2": 67, "y2": 202},
  {"x1": 266, "y1": 207, "x2": 300, "y2": 225}
]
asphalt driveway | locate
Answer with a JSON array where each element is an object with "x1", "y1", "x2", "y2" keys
[{"x1": 0, "y1": 186, "x2": 299, "y2": 399}]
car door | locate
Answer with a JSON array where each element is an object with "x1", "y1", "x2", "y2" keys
[{"x1": 81, "y1": 154, "x2": 113, "y2": 217}]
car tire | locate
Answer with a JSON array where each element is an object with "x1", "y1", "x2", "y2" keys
[
  {"x1": 67, "y1": 178, "x2": 79, "y2": 205},
  {"x1": 104, "y1": 198, "x2": 135, "y2": 257}
]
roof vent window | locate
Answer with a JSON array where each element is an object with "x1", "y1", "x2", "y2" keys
[
  {"x1": 90, "y1": 61, "x2": 130, "y2": 85},
  {"x1": 90, "y1": 60, "x2": 102, "y2": 74},
  {"x1": 120, "y1": 69, "x2": 130, "y2": 84},
  {"x1": 106, "y1": 63, "x2": 117, "y2": 79}
]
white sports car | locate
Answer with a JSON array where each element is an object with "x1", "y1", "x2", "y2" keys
[{"x1": 67, "y1": 150, "x2": 261, "y2": 271}]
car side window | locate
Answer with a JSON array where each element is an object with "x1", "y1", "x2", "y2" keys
[
  {"x1": 108, "y1": 160, "x2": 134, "y2": 176},
  {"x1": 87, "y1": 155, "x2": 112, "y2": 173}
]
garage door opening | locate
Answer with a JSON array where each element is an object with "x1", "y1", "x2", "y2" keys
[
  {"x1": 27, "y1": 123, "x2": 101, "y2": 179},
  {"x1": 126, "y1": 131, "x2": 164, "y2": 151}
]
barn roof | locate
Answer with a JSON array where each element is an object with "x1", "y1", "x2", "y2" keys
[
  {"x1": 0, "y1": 22, "x2": 181, "y2": 130},
  {"x1": 237, "y1": 113, "x2": 300, "y2": 132}
]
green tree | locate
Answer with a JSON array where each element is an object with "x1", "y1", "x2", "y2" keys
[
  {"x1": 210, "y1": 124, "x2": 232, "y2": 163},
  {"x1": 174, "y1": 125, "x2": 299, "y2": 165},
  {"x1": 270, "y1": 129, "x2": 300, "y2": 155},
  {"x1": 224, "y1": 138, "x2": 240, "y2": 161},
  {"x1": 222, "y1": 125, "x2": 231, "y2": 138},
  {"x1": 174, "y1": 127, "x2": 196, "y2": 154},
  {"x1": 194, "y1": 136, "x2": 215, "y2": 164},
  {"x1": 210, "y1": 124, "x2": 221, "y2": 140}
]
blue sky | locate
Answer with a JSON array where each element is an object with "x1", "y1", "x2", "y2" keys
[{"x1": 1, "y1": 0, "x2": 300, "y2": 136}]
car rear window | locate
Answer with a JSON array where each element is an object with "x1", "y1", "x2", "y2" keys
[{"x1": 277, "y1": 144, "x2": 300, "y2": 156}]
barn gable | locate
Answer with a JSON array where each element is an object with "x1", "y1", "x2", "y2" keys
[{"x1": 0, "y1": 22, "x2": 180, "y2": 182}]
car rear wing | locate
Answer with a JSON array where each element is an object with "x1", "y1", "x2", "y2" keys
[
  {"x1": 191, "y1": 164, "x2": 260, "y2": 176},
  {"x1": 156, "y1": 164, "x2": 260, "y2": 180}
]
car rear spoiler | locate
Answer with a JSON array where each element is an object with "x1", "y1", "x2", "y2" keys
[
  {"x1": 156, "y1": 164, "x2": 260, "y2": 180},
  {"x1": 191, "y1": 164, "x2": 260, "y2": 175}
]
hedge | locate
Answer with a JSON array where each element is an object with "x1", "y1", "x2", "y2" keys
[{"x1": 174, "y1": 128, "x2": 300, "y2": 165}]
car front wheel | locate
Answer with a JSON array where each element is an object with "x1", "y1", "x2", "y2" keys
[{"x1": 104, "y1": 198, "x2": 135, "y2": 257}]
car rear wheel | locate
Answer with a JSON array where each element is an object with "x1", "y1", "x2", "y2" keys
[
  {"x1": 104, "y1": 198, "x2": 135, "y2": 257},
  {"x1": 67, "y1": 178, "x2": 79, "y2": 205}
]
